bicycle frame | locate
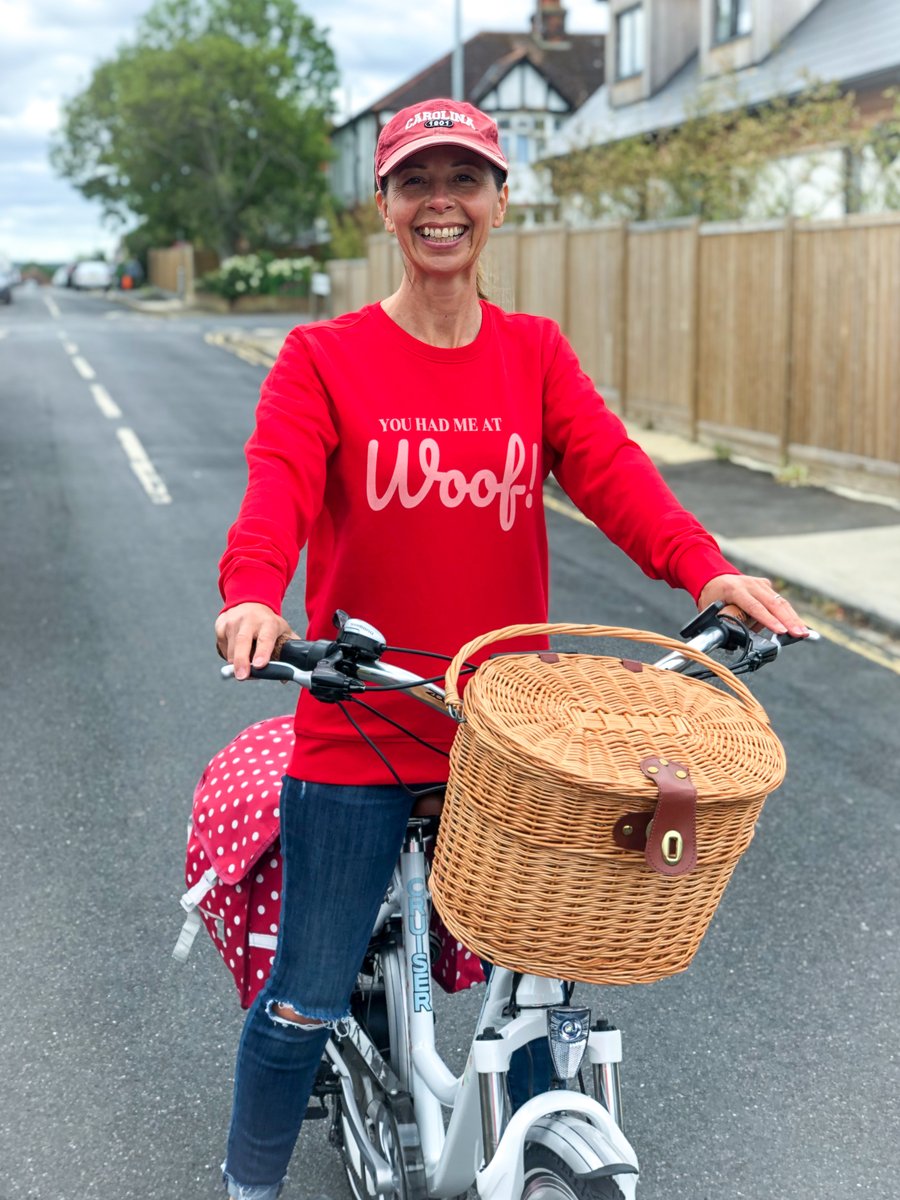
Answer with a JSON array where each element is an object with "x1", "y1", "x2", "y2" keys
[{"x1": 325, "y1": 812, "x2": 639, "y2": 1200}]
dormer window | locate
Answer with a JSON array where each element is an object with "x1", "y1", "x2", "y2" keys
[
  {"x1": 616, "y1": 4, "x2": 644, "y2": 80},
  {"x1": 713, "y1": 0, "x2": 752, "y2": 44}
]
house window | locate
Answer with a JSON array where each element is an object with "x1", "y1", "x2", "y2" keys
[
  {"x1": 616, "y1": 5, "x2": 644, "y2": 80},
  {"x1": 713, "y1": 0, "x2": 752, "y2": 44}
]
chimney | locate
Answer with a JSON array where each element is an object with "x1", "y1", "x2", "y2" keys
[{"x1": 532, "y1": 0, "x2": 567, "y2": 41}]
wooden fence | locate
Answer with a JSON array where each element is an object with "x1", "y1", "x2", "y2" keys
[
  {"x1": 328, "y1": 212, "x2": 900, "y2": 498},
  {"x1": 148, "y1": 244, "x2": 195, "y2": 297}
]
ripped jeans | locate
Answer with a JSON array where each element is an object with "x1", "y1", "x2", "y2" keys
[{"x1": 223, "y1": 776, "x2": 420, "y2": 1199}]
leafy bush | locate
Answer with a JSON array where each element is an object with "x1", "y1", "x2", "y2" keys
[{"x1": 199, "y1": 253, "x2": 314, "y2": 300}]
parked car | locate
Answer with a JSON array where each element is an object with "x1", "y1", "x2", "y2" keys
[
  {"x1": 0, "y1": 253, "x2": 20, "y2": 304},
  {"x1": 70, "y1": 260, "x2": 113, "y2": 290}
]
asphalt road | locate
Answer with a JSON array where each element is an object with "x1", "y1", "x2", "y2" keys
[{"x1": 1, "y1": 284, "x2": 897, "y2": 1200}]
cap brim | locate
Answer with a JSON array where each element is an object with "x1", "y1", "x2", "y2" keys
[{"x1": 377, "y1": 133, "x2": 508, "y2": 181}]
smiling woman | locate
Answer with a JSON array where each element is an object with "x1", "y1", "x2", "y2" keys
[
  {"x1": 373, "y1": 102, "x2": 510, "y2": 320},
  {"x1": 213, "y1": 96, "x2": 808, "y2": 1200}
]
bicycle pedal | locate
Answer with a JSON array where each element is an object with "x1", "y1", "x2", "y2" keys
[{"x1": 303, "y1": 1100, "x2": 330, "y2": 1120}]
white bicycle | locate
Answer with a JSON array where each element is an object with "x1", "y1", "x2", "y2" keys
[{"x1": 223, "y1": 605, "x2": 810, "y2": 1200}]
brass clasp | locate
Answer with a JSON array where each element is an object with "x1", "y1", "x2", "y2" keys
[{"x1": 662, "y1": 830, "x2": 684, "y2": 865}]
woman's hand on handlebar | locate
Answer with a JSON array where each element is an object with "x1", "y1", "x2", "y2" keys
[
  {"x1": 215, "y1": 603, "x2": 296, "y2": 680},
  {"x1": 699, "y1": 574, "x2": 808, "y2": 639}
]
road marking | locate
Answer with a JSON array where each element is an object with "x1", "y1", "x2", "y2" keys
[
  {"x1": 72, "y1": 355, "x2": 95, "y2": 381},
  {"x1": 117, "y1": 428, "x2": 172, "y2": 505},
  {"x1": 91, "y1": 383, "x2": 122, "y2": 420},
  {"x1": 237, "y1": 346, "x2": 275, "y2": 366},
  {"x1": 44, "y1": 295, "x2": 61, "y2": 319},
  {"x1": 0, "y1": 329, "x2": 8, "y2": 340},
  {"x1": 543, "y1": 489, "x2": 593, "y2": 527},
  {"x1": 62, "y1": 340, "x2": 79, "y2": 356},
  {"x1": 205, "y1": 331, "x2": 277, "y2": 368},
  {"x1": 544, "y1": 487, "x2": 900, "y2": 675},
  {"x1": 797, "y1": 612, "x2": 900, "y2": 677}
]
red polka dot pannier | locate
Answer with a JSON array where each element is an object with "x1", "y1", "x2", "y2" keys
[
  {"x1": 173, "y1": 716, "x2": 293, "y2": 1008},
  {"x1": 173, "y1": 715, "x2": 484, "y2": 1006}
]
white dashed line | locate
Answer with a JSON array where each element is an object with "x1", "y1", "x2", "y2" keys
[
  {"x1": 117, "y1": 427, "x2": 171, "y2": 505},
  {"x1": 0, "y1": 329, "x2": 8, "y2": 340},
  {"x1": 62, "y1": 340, "x2": 79, "y2": 356},
  {"x1": 72, "y1": 355, "x2": 96, "y2": 381},
  {"x1": 91, "y1": 383, "x2": 123, "y2": 420},
  {"x1": 44, "y1": 295, "x2": 62, "y2": 319}
]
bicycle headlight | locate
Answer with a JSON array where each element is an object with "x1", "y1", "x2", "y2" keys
[{"x1": 546, "y1": 1006, "x2": 591, "y2": 1083}]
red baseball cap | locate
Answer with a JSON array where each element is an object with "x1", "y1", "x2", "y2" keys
[{"x1": 375, "y1": 99, "x2": 509, "y2": 184}]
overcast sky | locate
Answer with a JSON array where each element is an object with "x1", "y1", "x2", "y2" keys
[{"x1": 0, "y1": 0, "x2": 609, "y2": 263}]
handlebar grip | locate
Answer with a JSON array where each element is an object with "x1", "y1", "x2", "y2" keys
[
  {"x1": 248, "y1": 662, "x2": 299, "y2": 681},
  {"x1": 219, "y1": 662, "x2": 299, "y2": 681}
]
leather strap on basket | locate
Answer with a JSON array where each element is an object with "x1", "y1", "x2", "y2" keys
[
  {"x1": 443, "y1": 622, "x2": 767, "y2": 723},
  {"x1": 639, "y1": 756, "x2": 697, "y2": 876}
]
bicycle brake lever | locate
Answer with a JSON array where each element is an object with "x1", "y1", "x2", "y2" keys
[
  {"x1": 741, "y1": 627, "x2": 815, "y2": 671},
  {"x1": 309, "y1": 661, "x2": 366, "y2": 702}
]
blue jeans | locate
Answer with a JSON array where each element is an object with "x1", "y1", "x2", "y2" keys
[{"x1": 223, "y1": 776, "x2": 420, "y2": 1198}]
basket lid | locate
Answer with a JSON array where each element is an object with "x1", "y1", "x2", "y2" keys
[{"x1": 460, "y1": 652, "x2": 786, "y2": 801}]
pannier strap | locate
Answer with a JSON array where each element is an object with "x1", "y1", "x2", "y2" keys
[
  {"x1": 640, "y1": 756, "x2": 698, "y2": 876},
  {"x1": 173, "y1": 909, "x2": 203, "y2": 963}
]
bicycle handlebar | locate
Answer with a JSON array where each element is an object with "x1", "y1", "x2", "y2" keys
[{"x1": 219, "y1": 603, "x2": 818, "y2": 710}]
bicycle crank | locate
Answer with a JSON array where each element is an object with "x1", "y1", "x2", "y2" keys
[{"x1": 326, "y1": 1023, "x2": 427, "y2": 1200}]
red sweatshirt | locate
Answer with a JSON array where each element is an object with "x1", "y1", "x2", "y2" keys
[{"x1": 219, "y1": 300, "x2": 736, "y2": 784}]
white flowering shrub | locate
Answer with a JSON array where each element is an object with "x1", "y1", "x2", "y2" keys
[{"x1": 200, "y1": 253, "x2": 315, "y2": 300}]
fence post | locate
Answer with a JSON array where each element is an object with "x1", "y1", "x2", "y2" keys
[
  {"x1": 183, "y1": 244, "x2": 195, "y2": 303},
  {"x1": 564, "y1": 232, "x2": 575, "y2": 363},
  {"x1": 617, "y1": 221, "x2": 629, "y2": 417},
  {"x1": 689, "y1": 217, "x2": 702, "y2": 441},
  {"x1": 780, "y1": 216, "x2": 796, "y2": 466}
]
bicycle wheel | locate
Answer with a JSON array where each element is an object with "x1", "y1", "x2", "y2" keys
[
  {"x1": 351, "y1": 937, "x2": 410, "y2": 1089},
  {"x1": 521, "y1": 1145, "x2": 625, "y2": 1200}
]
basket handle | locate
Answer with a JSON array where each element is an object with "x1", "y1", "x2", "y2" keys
[{"x1": 444, "y1": 622, "x2": 769, "y2": 723}]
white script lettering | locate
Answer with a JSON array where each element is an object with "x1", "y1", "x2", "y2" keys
[{"x1": 366, "y1": 435, "x2": 539, "y2": 530}]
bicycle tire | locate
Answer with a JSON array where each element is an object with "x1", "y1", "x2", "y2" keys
[
  {"x1": 351, "y1": 935, "x2": 411, "y2": 1089},
  {"x1": 380, "y1": 941, "x2": 411, "y2": 1090},
  {"x1": 521, "y1": 1145, "x2": 625, "y2": 1200}
]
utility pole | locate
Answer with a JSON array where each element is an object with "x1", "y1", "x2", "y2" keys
[{"x1": 452, "y1": 0, "x2": 464, "y2": 101}]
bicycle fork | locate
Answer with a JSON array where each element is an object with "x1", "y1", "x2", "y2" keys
[{"x1": 473, "y1": 1002, "x2": 626, "y2": 1164}]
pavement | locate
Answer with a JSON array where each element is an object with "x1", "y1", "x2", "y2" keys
[{"x1": 124, "y1": 293, "x2": 900, "y2": 639}]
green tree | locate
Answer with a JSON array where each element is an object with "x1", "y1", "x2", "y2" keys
[{"x1": 51, "y1": 0, "x2": 338, "y2": 258}]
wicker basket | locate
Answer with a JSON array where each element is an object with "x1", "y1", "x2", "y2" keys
[{"x1": 430, "y1": 624, "x2": 786, "y2": 985}]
